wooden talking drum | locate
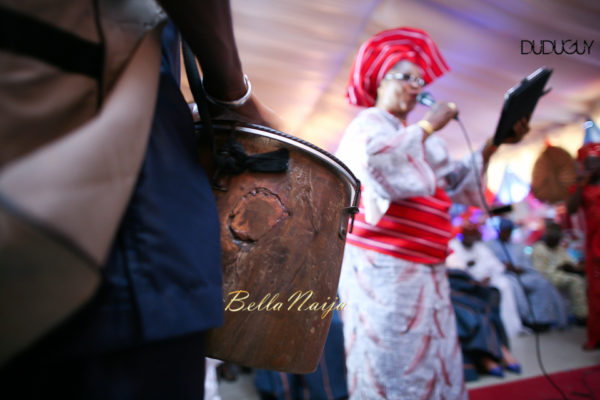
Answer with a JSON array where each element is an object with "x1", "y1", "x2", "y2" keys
[{"x1": 200, "y1": 122, "x2": 360, "y2": 373}]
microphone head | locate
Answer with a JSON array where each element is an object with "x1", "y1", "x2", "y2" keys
[{"x1": 417, "y1": 92, "x2": 436, "y2": 107}]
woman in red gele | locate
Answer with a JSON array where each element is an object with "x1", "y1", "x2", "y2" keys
[{"x1": 336, "y1": 27, "x2": 530, "y2": 399}]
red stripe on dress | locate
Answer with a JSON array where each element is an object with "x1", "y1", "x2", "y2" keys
[
  {"x1": 391, "y1": 190, "x2": 451, "y2": 217},
  {"x1": 420, "y1": 373, "x2": 437, "y2": 400},
  {"x1": 433, "y1": 309, "x2": 445, "y2": 338},
  {"x1": 392, "y1": 199, "x2": 450, "y2": 220},
  {"x1": 405, "y1": 334, "x2": 432, "y2": 374},
  {"x1": 349, "y1": 187, "x2": 452, "y2": 264},
  {"x1": 359, "y1": 312, "x2": 389, "y2": 349},
  {"x1": 408, "y1": 192, "x2": 453, "y2": 208},
  {"x1": 376, "y1": 212, "x2": 453, "y2": 238},
  {"x1": 354, "y1": 220, "x2": 447, "y2": 251},
  {"x1": 396, "y1": 262, "x2": 419, "y2": 283},
  {"x1": 348, "y1": 227, "x2": 448, "y2": 261},
  {"x1": 438, "y1": 349, "x2": 451, "y2": 386},
  {"x1": 345, "y1": 328, "x2": 356, "y2": 357},
  {"x1": 378, "y1": 209, "x2": 451, "y2": 242},
  {"x1": 431, "y1": 269, "x2": 443, "y2": 299},
  {"x1": 347, "y1": 235, "x2": 442, "y2": 264},
  {"x1": 355, "y1": 211, "x2": 451, "y2": 243},
  {"x1": 366, "y1": 353, "x2": 387, "y2": 399},
  {"x1": 421, "y1": 193, "x2": 453, "y2": 208},
  {"x1": 355, "y1": 266, "x2": 387, "y2": 305},
  {"x1": 404, "y1": 285, "x2": 426, "y2": 332}
]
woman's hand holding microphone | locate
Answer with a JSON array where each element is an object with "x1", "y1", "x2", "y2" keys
[{"x1": 417, "y1": 100, "x2": 459, "y2": 139}]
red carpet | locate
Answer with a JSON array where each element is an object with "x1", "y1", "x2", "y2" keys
[{"x1": 468, "y1": 366, "x2": 600, "y2": 400}]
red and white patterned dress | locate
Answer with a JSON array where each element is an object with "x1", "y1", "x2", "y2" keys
[{"x1": 336, "y1": 108, "x2": 485, "y2": 399}]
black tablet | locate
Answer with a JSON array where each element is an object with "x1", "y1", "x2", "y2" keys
[{"x1": 493, "y1": 67, "x2": 553, "y2": 146}]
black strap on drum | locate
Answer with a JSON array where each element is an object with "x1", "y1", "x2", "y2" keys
[
  {"x1": 0, "y1": 4, "x2": 105, "y2": 108},
  {"x1": 213, "y1": 135, "x2": 290, "y2": 175},
  {"x1": 181, "y1": 40, "x2": 289, "y2": 188},
  {"x1": 181, "y1": 40, "x2": 214, "y2": 142}
]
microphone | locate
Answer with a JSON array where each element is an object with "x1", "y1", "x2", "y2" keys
[
  {"x1": 416, "y1": 92, "x2": 436, "y2": 107},
  {"x1": 417, "y1": 91, "x2": 458, "y2": 120}
]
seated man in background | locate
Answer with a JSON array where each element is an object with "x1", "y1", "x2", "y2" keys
[
  {"x1": 531, "y1": 222, "x2": 588, "y2": 325},
  {"x1": 446, "y1": 221, "x2": 525, "y2": 338},
  {"x1": 448, "y1": 268, "x2": 520, "y2": 380},
  {"x1": 487, "y1": 218, "x2": 569, "y2": 331}
]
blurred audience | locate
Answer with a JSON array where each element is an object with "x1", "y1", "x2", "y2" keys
[
  {"x1": 448, "y1": 269, "x2": 521, "y2": 381},
  {"x1": 487, "y1": 218, "x2": 569, "y2": 331},
  {"x1": 531, "y1": 222, "x2": 588, "y2": 325},
  {"x1": 447, "y1": 221, "x2": 525, "y2": 338}
]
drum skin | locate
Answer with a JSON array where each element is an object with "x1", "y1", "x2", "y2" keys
[
  {"x1": 204, "y1": 125, "x2": 357, "y2": 373},
  {"x1": 530, "y1": 145, "x2": 576, "y2": 204}
]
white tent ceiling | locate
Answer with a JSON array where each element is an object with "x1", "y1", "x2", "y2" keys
[{"x1": 217, "y1": 0, "x2": 600, "y2": 190}]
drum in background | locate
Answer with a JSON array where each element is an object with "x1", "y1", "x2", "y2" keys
[
  {"x1": 201, "y1": 122, "x2": 359, "y2": 373},
  {"x1": 531, "y1": 145, "x2": 576, "y2": 204}
]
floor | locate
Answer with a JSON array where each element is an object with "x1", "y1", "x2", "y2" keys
[{"x1": 216, "y1": 326, "x2": 600, "y2": 399}]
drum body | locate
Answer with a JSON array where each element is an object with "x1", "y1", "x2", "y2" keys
[{"x1": 203, "y1": 123, "x2": 359, "y2": 373}]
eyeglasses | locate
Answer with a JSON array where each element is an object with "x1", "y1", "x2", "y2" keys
[{"x1": 384, "y1": 73, "x2": 426, "y2": 88}]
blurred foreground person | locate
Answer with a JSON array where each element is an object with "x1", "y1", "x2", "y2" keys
[{"x1": 0, "y1": 1, "x2": 278, "y2": 398}]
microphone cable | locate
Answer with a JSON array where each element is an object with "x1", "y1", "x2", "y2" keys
[{"x1": 453, "y1": 115, "x2": 572, "y2": 400}]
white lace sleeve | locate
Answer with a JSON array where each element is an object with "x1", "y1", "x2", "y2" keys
[
  {"x1": 425, "y1": 135, "x2": 487, "y2": 208},
  {"x1": 365, "y1": 123, "x2": 437, "y2": 201},
  {"x1": 336, "y1": 109, "x2": 439, "y2": 224}
]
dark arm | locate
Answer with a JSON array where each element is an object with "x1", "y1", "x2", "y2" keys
[
  {"x1": 158, "y1": 0, "x2": 245, "y2": 100},
  {"x1": 158, "y1": 0, "x2": 282, "y2": 128}
]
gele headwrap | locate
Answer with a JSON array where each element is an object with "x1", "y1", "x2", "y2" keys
[{"x1": 346, "y1": 27, "x2": 449, "y2": 107}]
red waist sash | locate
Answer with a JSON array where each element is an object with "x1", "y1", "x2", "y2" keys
[{"x1": 347, "y1": 187, "x2": 453, "y2": 264}]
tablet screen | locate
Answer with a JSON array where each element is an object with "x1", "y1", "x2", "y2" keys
[{"x1": 493, "y1": 67, "x2": 552, "y2": 146}]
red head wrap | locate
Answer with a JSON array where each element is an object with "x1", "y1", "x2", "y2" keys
[
  {"x1": 577, "y1": 143, "x2": 600, "y2": 161},
  {"x1": 346, "y1": 27, "x2": 450, "y2": 107}
]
